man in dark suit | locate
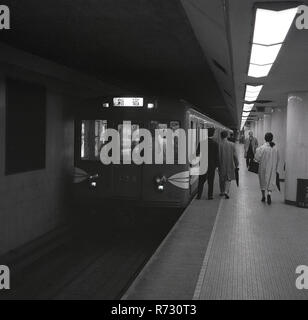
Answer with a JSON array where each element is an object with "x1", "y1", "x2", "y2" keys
[{"x1": 196, "y1": 127, "x2": 220, "y2": 200}]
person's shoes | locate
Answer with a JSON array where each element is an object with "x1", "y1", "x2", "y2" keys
[
  {"x1": 224, "y1": 193, "x2": 230, "y2": 199},
  {"x1": 219, "y1": 193, "x2": 225, "y2": 197},
  {"x1": 208, "y1": 196, "x2": 213, "y2": 200},
  {"x1": 267, "y1": 194, "x2": 272, "y2": 205},
  {"x1": 261, "y1": 197, "x2": 266, "y2": 202},
  {"x1": 196, "y1": 196, "x2": 201, "y2": 200}
]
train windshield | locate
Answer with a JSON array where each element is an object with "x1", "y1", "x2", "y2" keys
[
  {"x1": 118, "y1": 122, "x2": 140, "y2": 160},
  {"x1": 80, "y1": 120, "x2": 182, "y2": 163},
  {"x1": 81, "y1": 120, "x2": 108, "y2": 161}
]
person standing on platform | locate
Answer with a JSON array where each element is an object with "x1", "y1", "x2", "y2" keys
[
  {"x1": 197, "y1": 127, "x2": 219, "y2": 200},
  {"x1": 244, "y1": 131, "x2": 258, "y2": 168},
  {"x1": 254, "y1": 132, "x2": 279, "y2": 205},
  {"x1": 219, "y1": 131, "x2": 239, "y2": 199}
]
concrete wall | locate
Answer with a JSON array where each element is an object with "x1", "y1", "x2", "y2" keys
[
  {"x1": 0, "y1": 43, "x2": 124, "y2": 256},
  {"x1": 0, "y1": 75, "x2": 74, "y2": 256},
  {"x1": 285, "y1": 93, "x2": 308, "y2": 202},
  {"x1": 271, "y1": 108, "x2": 287, "y2": 180}
]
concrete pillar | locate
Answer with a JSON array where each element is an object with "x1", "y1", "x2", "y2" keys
[
  {"x1": 251, "y1": 121, "x2": 255, "y2": 137},
  {"x1": 257, "y1": 118, "x2": 264, "y2": 146},
  {"x1": 263, "y1": 114, "x2": 272, "y2": 134},
  {"x1": 271, "y1": 107, "x2": 287, "y2": 180},
  {"x1": 254, "y1": 120, "x2": 258, "y2": 142},
  {"x1": 247, "y1": 123, "x2": 252, "y2": 138},
  {"x1": 244, "y1": 127, "x2": 249, "y2": 139},
  {"x1": 285, "y1": 93, "x2": 308, "y2": 203}
]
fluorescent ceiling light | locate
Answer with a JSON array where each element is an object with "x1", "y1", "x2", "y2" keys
[
  {"x1": 248, "y1": 63, "x2": 273, "y2": 78},
  {"x1": 244, "y1": 84, "x2": 263, "y2": 101},
  {"x1": 246, "y1": 85, "x2": 263, "y2": 93},
  {"x1": 243, "y1": 107, "x2": 253, "y2": 112},
  {"x1": 243, "y1": 103, "x2": 254, "y2": 111},
  {"x1": 245, "y1": 96, "x2": 258, "y2": 102},
  {"x1": 250, "y1": 43, "x2": 282, "y2": 65},
  {"x1": 240, "y1": 120, "x2": 246, "y2": 129},
  {"x1": 253, "y1": 8, "x2": 298, "y2": 46},
  {"x1": 248, "y1": 7, "x2": 298, "y2": 79}
]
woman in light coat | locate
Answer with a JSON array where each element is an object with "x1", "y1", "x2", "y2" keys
[
  {"x1": 255, "y1": 132, "x2": 279, "y2": 205},
  {"x1": 219, "y1": 131, "x2": 239, "y2": 199}
]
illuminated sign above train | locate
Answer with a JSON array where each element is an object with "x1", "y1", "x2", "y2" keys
[{"x1": 113, "y1": 97, "x2": 144, "y2": 107}]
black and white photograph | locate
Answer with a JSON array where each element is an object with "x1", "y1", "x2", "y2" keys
[{"x1": 0, "y1": 0, "x2": 308, "y2": 306}]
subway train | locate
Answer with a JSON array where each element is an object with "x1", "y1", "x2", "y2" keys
[{"x1": 73, "y1": 97, "x2": 231, "y2": 208}]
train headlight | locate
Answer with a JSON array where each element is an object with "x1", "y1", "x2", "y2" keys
[
  {"x1": 154, "y1": 175, "x2": 167, "y2": 192},
  {"x1": 89, "y1": 173, "x2": 99, "y2": 188},
  {"x1": 147, "y1": 103, "x2": 154, "y2": 109}
]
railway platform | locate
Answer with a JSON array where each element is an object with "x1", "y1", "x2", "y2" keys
[{"x1": 123, "y1": 145, "x2": 308, "y2": 300}]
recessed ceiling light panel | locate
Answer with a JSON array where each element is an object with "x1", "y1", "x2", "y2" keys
[{"x1": 253, "y1": 8, "x2": 299, "y2": 46}]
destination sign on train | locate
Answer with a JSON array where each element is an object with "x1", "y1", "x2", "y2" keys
[{"x1": 113, "y1": 97, "x2": 144, "y2": 107}]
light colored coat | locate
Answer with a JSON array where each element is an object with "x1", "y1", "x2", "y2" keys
[
  {"x1": 255, "y1": 143, "x2": 279, "y2": 191},
  {"x1": 244, "y1": 137, "x2": 258, "y2": 158},
  {"x1": 219, "y1": 140, "x2": 239, "y2": 181}
]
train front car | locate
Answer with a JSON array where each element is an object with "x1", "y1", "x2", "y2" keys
[{"x1": 73, "y1": 97, "x2": 230, "y2": 208}]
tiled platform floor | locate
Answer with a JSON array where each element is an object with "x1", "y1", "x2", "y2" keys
[
  {"x1": 196, "y1": 145, "x2": 308, "y2": 300},
  {"x1": 122, "y1": 173, "x2": 223, "y2": 300},
  {"x1": 124, "y1": 144, "x2": 308, "y2": 300}
]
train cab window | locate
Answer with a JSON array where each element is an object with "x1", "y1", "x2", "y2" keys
[
  {"x1": 156, "y1": 123, "x2": 168, "y2": 163},
  {"x1": 5, "y1": 78, "x2": 46, "y2": 175},
  {"x1": 118, "y1": 121, "x2": 140, "y2": 161},
  {"x1": 81, "y1": 120, "x2": 107, "y2": 160},
  {"x1": 189, "y1": 120, "x2": 197, "y2": 158}
]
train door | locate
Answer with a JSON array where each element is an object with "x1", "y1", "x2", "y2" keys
[{"x1": 113, "y1": 121, "x2": 143, "y2": 199}]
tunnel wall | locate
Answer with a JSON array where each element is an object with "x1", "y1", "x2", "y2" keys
[
  {"x1": 0, "y1": 44, "x2": 124, "y2": 256},
  {"x1": 0, "y1": 75, "x2": 75, "y2": 256}
]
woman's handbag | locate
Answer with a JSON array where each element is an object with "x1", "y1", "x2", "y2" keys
[{"x1": 248, "y1": 160, "x2": 259, "y2": 174}]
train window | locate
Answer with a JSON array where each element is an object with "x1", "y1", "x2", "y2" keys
[
  {"x1": 81, "y1": 120, "x2": 107, "y2": 160},
  {"x1": 149, "y1": 121, "x2": 181, "y2": 164},
  {"x1": 156, "y1": 124, "x2": 168, "y2": 163},
  {"x1": 197, "y1": 122, "x2": 200, "y2": 148},
  {"x1": 189, "y1": 120, "x2": 197, "y2": 159},
  {"x1": 170, "y1": 121, "x2": 180, "y2": 164},
  {"x1": 5, "y1": 78, "x2": 46, "y2": 175}
]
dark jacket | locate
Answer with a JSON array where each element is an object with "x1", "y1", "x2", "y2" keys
[{"x1": 197, "y1": 138, "x2": 219, "y2": 173}]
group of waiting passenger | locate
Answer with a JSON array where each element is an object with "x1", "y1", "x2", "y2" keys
[{"x1": 197, "y1": 129, "x2": 279, "y2": 205}]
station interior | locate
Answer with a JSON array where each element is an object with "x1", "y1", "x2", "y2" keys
[{"x1": 0, "y1": 0, "x2": 308, "y2": 300}]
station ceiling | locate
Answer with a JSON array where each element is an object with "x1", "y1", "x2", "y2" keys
[
  {"x1": 1, "y1": 0, "x2": 307, "y2": 129},
  {"x1": 229, "y1": 0, "x2": 308, "y2": 125},
  {"x1": 0, "y1": 0, "x2": 236, "y2": 128}
]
